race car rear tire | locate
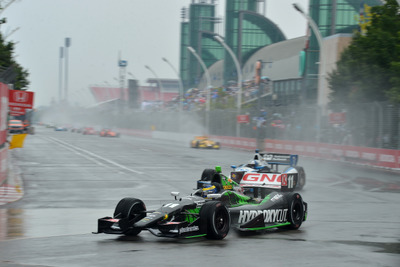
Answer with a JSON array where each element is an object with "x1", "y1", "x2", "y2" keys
[
  {"x1": 199, "y1": 201, "x2": 230, "y2": 240},
  {"x1": 285, "y1": 193, "x2": 304, "y2": 230},
  {"x1": 201, "y1": 169, "x2": 217, "y2": 181},
  {"x1": 215, "y1": 142, "x2": 221, "y2": 149},
  {"x1": 114, "y1": 197, "x2": 146, "y2": 236},
  {"x1": 294, "y1": 166, "x2": 306, "y2": 190}
]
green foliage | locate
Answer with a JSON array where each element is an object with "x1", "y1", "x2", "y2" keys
[
  {"x1": 0, "y1": 31, "x2": 29, "y2": 90},
  {"x1": 328, "y1": 0, "x2": 400, "y2": 105}
]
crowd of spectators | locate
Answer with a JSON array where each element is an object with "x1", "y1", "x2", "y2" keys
[{"x1": 161, "y1": 77, "x2": 271, "y2": 111}]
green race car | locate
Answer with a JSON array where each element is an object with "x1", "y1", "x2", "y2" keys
[{"x1": 95, "y1": 166, "x2": 307, "y2": 240}]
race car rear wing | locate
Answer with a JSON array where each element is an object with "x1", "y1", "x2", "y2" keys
[{"x1": 258, "y1": 152, "x2": 298, "y2": 167}]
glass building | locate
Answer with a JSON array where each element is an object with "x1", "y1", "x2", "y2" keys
[
  {"x1": 179, "y1": 0, "x2": 382, "y2": 105},
  {"x1": 224, "y1": 0, "x2": 286, "y2": 83},
  {"x1": 180, "y1": 0, "x2": 286, "y2": 91},
  {"x1": 179, "y1": 1, "x2": 223, "y2": 90}
]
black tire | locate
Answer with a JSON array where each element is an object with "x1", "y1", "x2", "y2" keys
[
  {"x1": 199, "y1": 201, "x2": 230, "y2": 240},
  {"x1": 215, "y1": 141, "x2": 220, "y2": 149},
  {"x1": 114, "y1": 197, "x2": 146, "y2": 236},
  {"x1": 195, "y1": 141, "x2": 200, "y2": 148},
  {"x1": 201, "y1": 169, "x2": 217, "y2": 181},
  {"x1": 285, "y1": 193, "x2": 304, "y2": 230},
  {"x1": 294, "y1": 166, "x2": 306, "y2": 190}
]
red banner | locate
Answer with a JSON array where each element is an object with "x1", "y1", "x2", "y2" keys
[
  {"x1": 9, "y1": 90, "x2": 34, "y2": 109},
  {"x1": 237, "y1": 115, "x2": 250, "y2": 124},
  {"x1": 9, "y1": 106, "x2": 26, "y2": 116},
  {"x1": 329, "y1": 112, "x2": 346, "y2": 124}
]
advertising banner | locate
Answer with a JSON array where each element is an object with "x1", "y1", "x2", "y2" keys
[
  {"x1": 329, "y1": 112, "x2": 346, "y2": 124},
  {"x1": 9, "y1": 106, "x2": 26, "y2": 116},
  {"x1": 9, "y1": 90, "x2": 34, "y2": 109},
  {"x1": 237, "y1": 115, "x2": 250, "y2": 124}
]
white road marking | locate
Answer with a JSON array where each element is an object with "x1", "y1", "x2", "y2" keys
[{"x1": 45, "y1": 137, "x2": 144, "y2": 174}]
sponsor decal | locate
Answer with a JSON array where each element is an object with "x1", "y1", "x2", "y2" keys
[
  {"x1": 361, "y1": 152, "x2": 376, "y2": 161},
  {"x1": 270, "y1": 194, "x2": 283, "y2": 202},
  {"x1": 223, "y1": 185, "x2": 233, "y2": 190},
  {"x1": 237, "y1": 114, "x2": 250, "y2": 123},
  {"x1": 8, "y1": 90, "x2": 34, "y2": 109},
  {"x1": 345, "y1": 150, "x2": 359, "y2": 158},
  {"x1": 179, "y1": 226, "x2": 199, "y2": 234},
  {"x1": 238, "y1": 209, "x2": 288, "y2": 224},
  {"x1": 281, "y1": 174, "x2": 295, "y2": 188},
  {"x1": 265, "y1": 154, "x2": 288, "y2": 161},
  {"x1": 379, "y1": 154, "x2": 395, "y2": 163},
  {"x1": 242, "y1": 173, "x2": 281, "y2": 183},
  {"x1": 164, "y1": 203, "x2": 180, "y2": 208}
]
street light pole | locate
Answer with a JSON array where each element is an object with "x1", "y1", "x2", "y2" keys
[
  {"x1": 162, "y1": 57, "x2": 184, "y2": 112},
  {"x1": 187, "y1": 46, "x2": 211, "y2": 135},
  {"x1": 145, "y1": 65, "x2": 163, "y2": 103},
  {"x1": 64, "y1": 37, "x2": 71, "y2": 103},
  {"x1": 58, "y1": 47, "x2": 63, "y2": 103},
  {"x1": 214, "y1": 35, "x2": 243, "y2": 137},
  {"x1": 293, "y1": 3, "x2": 324, "y2": 142}
]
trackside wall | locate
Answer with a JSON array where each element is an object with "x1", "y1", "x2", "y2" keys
[
  {"x1": 0, "y1": 83, "x2": 9, "y2": 186},
  {"x1": 119, "y1": 128, "x2": 400, "y2": 170}
]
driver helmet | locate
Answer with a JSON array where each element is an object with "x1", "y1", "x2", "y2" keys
[
  {"x1": 248, "y1": 159, "x2": 260, "y2": 166},
  {"x1": 202, "y1": 184, "x2": 218, "y2": 197}
]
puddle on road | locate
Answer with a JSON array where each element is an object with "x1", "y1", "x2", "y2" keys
[
  {"x1": 334, "y1": 240, "x2": 400, "y2": 254},
  {"x1": 0, "y1": 208, "x2": 109, "y2": 241}
]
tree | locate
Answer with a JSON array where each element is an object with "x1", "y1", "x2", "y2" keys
[
  {"x1": 0, "y1": 30, "x2": 29, "y2": 90},
  {"x1": 328, "y1": 0, "x2": 400, "y2": 105}
]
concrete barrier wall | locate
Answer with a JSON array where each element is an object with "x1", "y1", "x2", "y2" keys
[
  {"x1": 0, "y1": 83, "x2": 9, "y2": 185},
  {"x1": 119, "y1": 128, "x2": 400, "y2": 171}
]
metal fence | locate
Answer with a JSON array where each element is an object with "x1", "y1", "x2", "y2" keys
[
  {"x1": 124, "y1": 102, "x2": 399, "y2": 150},
  {"x1": 57, "y1": 101, "x2": 399, "y2": 150}
]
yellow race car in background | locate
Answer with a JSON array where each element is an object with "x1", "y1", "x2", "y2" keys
[{"x1": 190, "y1": 136, "x2": 220, "y2": 149}]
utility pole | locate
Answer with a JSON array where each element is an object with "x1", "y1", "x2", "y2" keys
[
  {"x1": 58, "y1": 47, "x2": 63, "y2": 102},
  {"x1": 118, "y1": 52, "x2": 127, "y2": 113},
  {"x1": 64, "y1": 37, "x2": 71, "y2": 103}
]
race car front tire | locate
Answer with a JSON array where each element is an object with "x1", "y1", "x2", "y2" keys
[
  {"x1": 114, "y1": 197, "x2": 146, "y2": 236},
  {"x1": 199, "y1": 201, "x2": 230, "y2": 240},
  {"x1": 284, "y1": 193, "x2": 305, "y2": 230}
]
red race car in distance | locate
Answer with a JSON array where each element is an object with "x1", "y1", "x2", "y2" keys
[{"x1": 99, "y1": 129, "x2": 120, "y2": 137}]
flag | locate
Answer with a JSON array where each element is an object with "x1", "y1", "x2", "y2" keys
[{"x1": 9, "y1": 134, "x2": 28, "y2": 149}]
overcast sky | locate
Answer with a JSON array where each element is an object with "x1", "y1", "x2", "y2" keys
[{"x1": 2, "y1": 0, "x2": 309, "y2": 107}]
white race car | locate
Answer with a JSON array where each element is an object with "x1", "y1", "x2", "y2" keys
[{"x1": 229, "y1": 150, "x2": 306, "y2": 191}]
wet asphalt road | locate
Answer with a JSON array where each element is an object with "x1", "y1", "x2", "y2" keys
[{"x1": 0, "y1": 126, "x2": 399, "y2": 267}]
